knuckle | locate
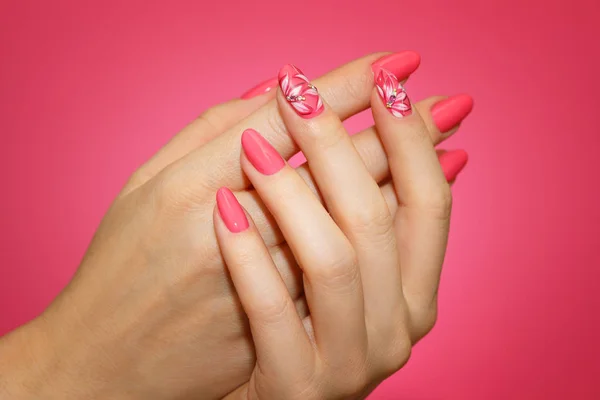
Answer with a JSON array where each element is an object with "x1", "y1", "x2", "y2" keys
[
  {"x1": 266, "y1": 105, "x2": 288, "y2": 139},
  {"x1": 310, "y1": 124, "x2": 347, "y2": 151},
  {"x1": 195, "y1": 107, "x2": 224, "y2": 132},
  {"x1": 429, "y1": 183, "x2": 453, "y2": 219},
  {"x1": 413, "y1": 306, "x2": 439, "y2": 341},
  {"x1": 386, "y1": 334, "x2": 413, "y2": 372},
  {"x1": 148, "y1": 169, "x2": 207, "y2": 213},
  {"x1": 374, "y1": 327, "x2": 412, "y2": 376},
  {"x1": 422, "y1": 306, "x2": 439, "y2": 334},
  {"x1": 247, "y1": 295, "x2": 292, "y2": 326},
  {"x1": 333, "y1": 365, "x2": 370, "y2": 398},
  {"x1": 124, "y1": 169, "x2": 150, "y2": 192},
  {"x1": 340, "y1": 71, "x2": 371, "y2": 104},
  {"x1": 345, "y1": 202, "x2": 393, "y2": 235},
  {"x1": 310, "y1": 248, "x2": 359, "y2": 289},
  {"x1": 415, "y1": 182, "x2": 453, "y2": 220}
]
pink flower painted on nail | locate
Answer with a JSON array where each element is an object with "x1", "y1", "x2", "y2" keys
[
  {"x1": 278, "y1": 64, "x2": 324, "y2": 118},
  {"x1": 375, "y1": 68, "x2": 412, "y2": 118}
]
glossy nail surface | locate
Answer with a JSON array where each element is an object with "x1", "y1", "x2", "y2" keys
[
  {"x1": 439, "y1": 150, "x2": 469, "y2": 182},
  {"x1": 241, "y1": 77, "x2": 279, "y2": 99},
  {"x1": 431, "y1": 94, "x2": 474, "y2": 133},
  {"x1": 371, "y1": 51, "x2": 421, "y2": 80},
  {"x1": 216, "y1": 187, "x2": 249, "y2": 233},
  {"x1": 241, "y1": 129, "x2": 285, "y2": 175},
  {"x1": 278, "y1": 64, "x2": 324, "y2": 118},
  {"x1": 375, "y1": 68, "x2": 412, "y2": 118}
]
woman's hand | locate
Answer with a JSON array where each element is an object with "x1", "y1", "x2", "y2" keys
[
  {"x1": 0, "y1": 53, "x2": 471, "y2": 400},
  {"x1": 217, "y1": 64, "x2": 452, "y2": 399}
]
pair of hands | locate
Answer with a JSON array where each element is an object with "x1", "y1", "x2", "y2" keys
[{"x1": 0, "y1": 52, "x2": 472, "y2": 399}]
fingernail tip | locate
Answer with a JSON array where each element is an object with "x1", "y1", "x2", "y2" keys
[
  {"x1": 278, "y1": 64, "x2": 299, "y2": 80},
  {"x1": 242, "y1": 128, "x2": 258, "y2": 138},
  {"x1": 455, "y1": 93, "x2": 475, "y2": 111},
  {"x1": 240, "y1": 77, "x2": 279, "y2": 99},
  {"x1": 216, "y1": 186, "x2": 232, "y2": 198}
]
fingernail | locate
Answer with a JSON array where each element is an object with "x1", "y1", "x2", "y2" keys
[
  {"x1": 216, "y1": 187, "x2": 249, "y2": 233},
  {"x1": 371, "y1": 51, "x2": 421, "y2": 80},
  {"x1": 431, "y1": 95, "x2": 474, "y2": 133},
  {"x1": 241, "y1": 129, "x2": 285, "y2": 175},
  {"x1": 375, "y1": 68, "x2": 412, "y2": 118},
  {"x1": 240, "y1": 77, "x2": 279, "y2": 99},
  {"x1": 278, "y1": 64, "x2": 324, "y2": 118},
  {"x1": 439, "y1": 150, "x2": 469, "y2": 182}
]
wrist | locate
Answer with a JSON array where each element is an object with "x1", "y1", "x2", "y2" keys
[
  {"x1": 0, "y1": 316, "x2": 57, "y2": 399},
  {"x1": 0, "y1": 311, "x2": 129, "y2": 400}
]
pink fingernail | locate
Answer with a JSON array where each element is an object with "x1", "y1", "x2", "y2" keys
[
  {"x1": 241, "y1": 77, "x2": 279, "y2": 99},
  {"x1": 431, "y1": 95, "x2": 474, "y2": 133},
  {"x1": 375, "y1": 68, "x2": 412, "y2": 118},
  {"x1": 439, "y1": 150, "x2": 469, "y2": 182},
  {"x1": 241, "y1": 128, "x2": 285, "y2": 175},
  {"x1": 216, "y1": 187, "x2": 249, "y2": 233},
  {"x1": 371, "y1": 51, "x2": 421, "y2": 80},
  {"x1": 278, "y1": 64, "x2": 324, "y2": 119}
]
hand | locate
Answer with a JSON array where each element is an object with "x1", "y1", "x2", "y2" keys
[
  {"x1": 0, "y1": 53, "x2": 471, "y2": 399},
  {"x1": 217, "y1": 65, "x2": 451, "y2": 399}
]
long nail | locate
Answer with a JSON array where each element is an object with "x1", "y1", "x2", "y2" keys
[
  {"x1": 371, "y1": 51, "x2": 421, "y2": 80},
  {"x1": 278, "y1": 64, "x2": 324, "y2": 118},
  {"x1": 375, "y1": 68, "x2": 412, "y2": 118},
  {"x1": 241, "y1": 77, "x2": 279, "y2": 99},
  {"x1": 216, "y1": 187, "x2": 249, "y2": 233},
  {"x1": 439, "y1": 150, "x2": 469, "y2": 182},
  {"x1": 431, "y1": 95, "x2": 474, "y2": 133},
  {"x1": 241, "y1": 129, "x2": 285, "y2": 175}
]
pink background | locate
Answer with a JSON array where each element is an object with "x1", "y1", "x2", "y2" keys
[{"x1": 1, "y1": 0, "x2": 599, "y2": 398}]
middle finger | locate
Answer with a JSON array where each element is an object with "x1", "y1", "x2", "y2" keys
[{"x1": 276, "y1": 64, "x2": 399, "y2": 325}]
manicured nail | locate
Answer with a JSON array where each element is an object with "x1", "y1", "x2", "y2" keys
[
  {"x1": 216, "y1": 187, "x2": 249, "y2": 233},
  {"x1": 241, "y1": 129, "x2": 285, "y2": 175},
  {"x1": 431, "y1": 95, "x2": 474, "y2": 133},
  {"x1": 375, "y1": 68, "x2": 412, "y2": 118},
  {"x1": 371, "y1": 51, "x2": 421, "y2": 80},
  {"x1": 240, "y1": 77, "x2": 279, "y2": 99},
  {"x1": 278, "y1": 64, "x2": 324, "y2": 118},
  {"x1": 439, "y1": 150, "x2": 468, "y2": 182}
]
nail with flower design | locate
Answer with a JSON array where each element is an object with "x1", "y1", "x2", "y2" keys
[
  {"x1": 278, "y1": 64, "x2": 324, "y2": 119},
  {"x1": 375, "y1": 68, "x2": 412, "y2": 118}
]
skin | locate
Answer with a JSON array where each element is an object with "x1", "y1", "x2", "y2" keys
[
  {"x1": 0, "y1": 53, "x2": 464, "y2": 399},
  {"x1": 217, "y1": 75, "x2": 450, "y2": 400}
]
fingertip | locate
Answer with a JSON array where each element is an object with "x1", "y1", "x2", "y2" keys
[
  {"x1": 439, "y1": 150, "x2": 469, "y2": 182},
  {"x1": 216, "y1": 187, "x2": 249, "y2": 233},
  {"x1": 371, "y1": 50, "x2": 421, "y2": 80}
]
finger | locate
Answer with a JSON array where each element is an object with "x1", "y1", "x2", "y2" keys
[
  {"x1": 123, "y1": 85, "x2": 276, "y2": 195},
  {"x1": 167, "y1": 51, "x2": 421, "y2": 193},
  {"x1": 381, "y1": 149, "x2": 469, "y2": 216},
  {"x1": 240, "y1": 128, "x2": 367, "y2": 365},
  {"x1": 269, "y1": 243, "x2": 303, "y2": 300},
  {"x1": 438, "y1": 149, "x2": 469, "y2": 184},
  {"x1": 237, "y1": 149, "x2": 469, "y2": 249},
  {"x1": 371, "y1": 67, "x2": 452, "y2": 339},
  {"x1": 276, "y1": 63, "x2": 397, "y2": 328},
  {"x1": 289, "y1": 94, "x2": 473, "y2": 195},
  {"x1": 213, "y1": 187, "x2": 312, "y2": 377}
]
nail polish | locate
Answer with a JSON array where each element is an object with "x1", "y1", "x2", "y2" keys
[
  {"x1": 375, "y1": 68, "x2": 412, "y2": 118},
  {"x1": 241, "y1": 77, "x2": 279, "y2": 99},
  {"x1": 241, "y1": 129, "x2": 285, "y2": 175},
  {"x1": 216, "y1": 187, "x2": 249, "y2": 233},
  {"x1": 439, "y1": 150, "x2": 469, "y2": 182},
  {"x1": 431, "y1": 95, "x2": 474, "y2": 133},
  {"x1": 371, "y1": 51, "x2": 421, "y2": 81},
  {"x1": 278, "y1": 64, "x2": 324, "y2": 118}
]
